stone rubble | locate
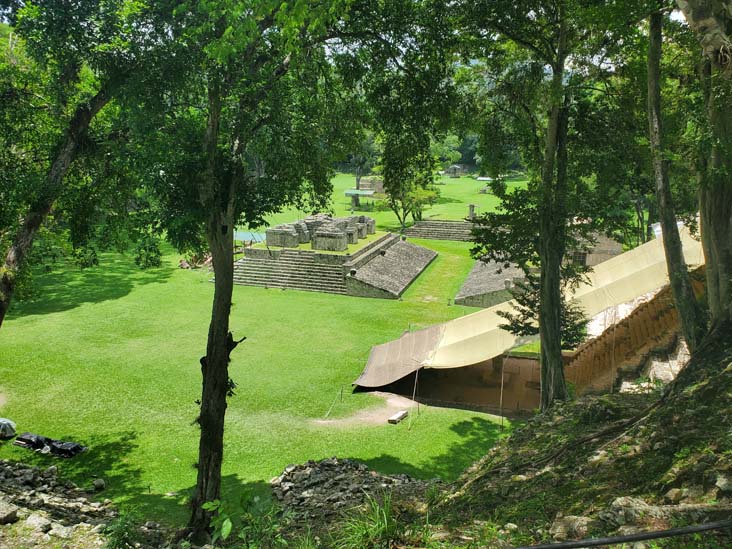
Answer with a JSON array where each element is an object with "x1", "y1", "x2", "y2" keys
[
  {"x1": 270, "y1": 457, "x2": 437, "y2": 522},
  {"x1": 0, "y1": 459, "x2": 115, "y2": 547}
]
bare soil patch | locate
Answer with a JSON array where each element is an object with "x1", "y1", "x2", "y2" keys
[{"x1": 311, "y1": 391, "x2": 417, "y2": 427}]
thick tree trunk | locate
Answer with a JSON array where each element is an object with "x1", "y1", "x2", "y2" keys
[
  {"x1": 537, "y1": 25, "x2": 570, "y2": 411},
  {"x1": 189, "y1": 81, "x2": 238, "y2": 540},
  {"x1": 0, "y1": 86, "x2": 112, "y2": 328},
  {"x1": 676, "y1": 0, "x2": 732, "y2": 67},
  {"x1": 702, "y1": 72, "x2": 732, "y2": 324},
  {"x1": 647, "y1": 11, "x2": 707, "y2": 351},
  {"x1": 680, "y1": 0, "x2": 732, "y2": 325}
]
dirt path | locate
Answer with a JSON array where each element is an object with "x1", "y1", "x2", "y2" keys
[{"x1": 311, "y1": 392, "x2": 417, "y2": 427}]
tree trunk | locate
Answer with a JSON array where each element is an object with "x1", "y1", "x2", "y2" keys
[
  {"x1": 353, "y1": 165, "x2": 361, "y2": 209},
  {"x1": 189, "y1": 81, "x2": 238, "y2": 540},
  {"x1": 679, "y1": 0, "x2": 732, "y2": 325},
  {"x1": 0, "y1": 86, "x2": 112, "y2": 328},
  {"x1": 647, "y1": 10, "x2": 707, "y2": 351},
  {"x1": 188, "y1": 210, "x2": 235, "y2": 538},
  {"x1": 702, "y1": 71, "x2": 732, "y2": 324},
  {"x1": 537, "y1": 23, "x2": 570, "y2": 411}
]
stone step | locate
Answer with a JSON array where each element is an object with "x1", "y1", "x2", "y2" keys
[
  {"x1": 234, "y1": 269, "x2": 345, "y2": 282},
  {"x1": 405, "y1": 228, "x2": 472, "y2": 233},
  {"x1": 403, "y1": 232, "x2": 472, "y2": 242},
  {"x1": 234, "y1": 265, "x2": 343, "y2": 278},
  {"x1": 234, "y1": 274, "x2": 346, "y2": 287},
  {"x1": 404, "y1": 227, "x2": 472, "y2": 232},
  {"x1": 236, "y1": 259, "x2": 343, "y2": 271},
  {"x1": 234, "y1": 266, "x2": 344, "y2": 279},
  {"x1": 234, "y1": 276, "x2": 345, "y2": 288},
  {"x1": 235, "y1": 274, "x2": 344, "y2": 284},
  {"x1": 234, "y1": 275, "x2": 345, "y2": 286},
  {"x1": 233, "y1": 250, "x2": 350, "y2": 295},
  {"x1": 406, "y1": 230, "x2": 472, "y2": 235},
  {"x1": 406, "y1": 225, "x2": 471, "y2": 229},
  {"x1": 408, "y1": 221, "x2": 472, "y2": 227},
  {"x1": 240, "y1": 258, "x2": 344, "y2": 271},
  {"x1": 233, "y1": 279, "x2": 347, "y2": 294}
]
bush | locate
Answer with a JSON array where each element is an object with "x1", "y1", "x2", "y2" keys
[
  {"x1": 134, "y1": 235, "x2": 162, "y2": 269},
  {"x1": 336, "y1": 493, "x2": 401, "y2": 549},
  {"x1": 72, "y1": 246, "x2": 99, "y2": 269},
  {"x1": 103, "y1": 510, "x2": 142, "y2": 549},
  {"x1": 202, "y1": 495, "x2": 287, "y2": 548}
]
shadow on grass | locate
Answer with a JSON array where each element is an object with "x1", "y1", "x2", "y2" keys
[
  {"x1": 8, "y1": 255, "x2": 172, "y2": 320},
  {"x1": 433, "y1": 196, "x2": 462, "y2": 205},
  {"x1": 348, "y1": 416, "x2": 507, "y2": 481},
  {"x1": 7, "y1": 430, "x2": 268, "y2": 526}
]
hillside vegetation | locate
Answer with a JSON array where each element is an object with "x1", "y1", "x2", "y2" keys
[{"x1": 412, "y1": 324, "x2": 732, "y2": 547}]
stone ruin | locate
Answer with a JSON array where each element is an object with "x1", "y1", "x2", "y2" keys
[{"x1": 265, "y1": 214, "x2": 376, "y2": 252}]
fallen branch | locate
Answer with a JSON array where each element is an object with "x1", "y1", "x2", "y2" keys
[{"x1": 516, "y1": 518, "x2": 732, "y2": 549}]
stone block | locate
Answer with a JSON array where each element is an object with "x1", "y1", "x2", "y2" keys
[
  {"x1": 332, "y1": 219, "x2": 349, "y2": 231},
  {"x1": 346, "y1": 227, "x2": 358, "y2": 244},
  {"x1": 266, "y1": 226, "x2": 300, "y2": 248},
  {"x1": 356, "y1": 223, "x2": 367, "y2": 238},
  {"x1": 312, "y1": 231, "x2": 348, "y2": 251},
  {"x1": 303, "y1": 213, "x2": 332, "y2": 235},
  {"x1": 293, "y1": 221, "x2": 310, "y2": 244},
  {"x1": 365, "y1": 218, "x2": 376, "y2": 234}
]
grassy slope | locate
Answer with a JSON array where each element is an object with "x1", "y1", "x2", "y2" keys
[
  {"x1": 430, "y1": 325, "x2": 732, "y2": 547},
  {"x1": 0, "y1": 237, "x2": 507, "y2": 525}
]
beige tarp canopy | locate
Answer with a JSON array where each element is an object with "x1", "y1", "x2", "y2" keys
[{"x1": 355, "y1": 229, "x2": 704, "y2": 388}]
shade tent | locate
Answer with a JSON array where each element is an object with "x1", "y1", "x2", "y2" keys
[{"x1": 355, "y1": 228, "x2": 704, "y2": 388}]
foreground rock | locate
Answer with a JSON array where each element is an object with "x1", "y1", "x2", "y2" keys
[
  {"x1": 0, "y1": 459, "x2": 115, "y2": 548},
  {"x1": 271, "y1": 457, "x2": 439, "y2": 523}
]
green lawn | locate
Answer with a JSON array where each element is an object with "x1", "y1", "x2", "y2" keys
[
  {"x1": 0, "y1": 238, "x2": 508, "y2": 525},
  {"x1": 264, "y1": 173, "x2": 528, "y2": 231}
]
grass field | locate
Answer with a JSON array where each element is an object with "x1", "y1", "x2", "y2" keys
[
  {"x1": 0, "y1": 236, "x2": 511, "y2": 525},
  {"x1": 264, "y1": 173, "x2": 527, "y2": 231}
]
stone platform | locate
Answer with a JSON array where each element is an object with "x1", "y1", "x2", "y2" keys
[
  {"x1": 234, "y1": 233, "x2": 438, "y2": 298},
  {"x1": 403, "y1": 220, "x2": 474, "y2": 241},
  {"x1": 345, "y1": 239, "x2": 438, "y2": 299},
  {"x1": 454, "y1": 260, "x2": 524, "y2": 308}
]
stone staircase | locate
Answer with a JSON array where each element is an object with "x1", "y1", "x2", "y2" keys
[
  {"x1": 565, "y1": 286, "x2": 680, "y2": 394},
  {"x1": 403, "y1": 220, "x2": 474, "y2": 241},
  {"x1": 233, "y1": 250, "x2": 347, "y2": 295}
]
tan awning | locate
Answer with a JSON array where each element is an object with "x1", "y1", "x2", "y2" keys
[
  {"x1": 354, "y1": 324, "x2": 445, "y2": 388},
  {"x1": 355, "y1": 228, "x2": 704, "y2": 387}
]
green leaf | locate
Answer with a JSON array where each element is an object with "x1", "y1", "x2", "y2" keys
[
  {"x1": 201, "y1": 500, "x2": 220, "y2": 511},
  {"x1": 221, "y1": 518, "x2": 233, "y2": 540}
]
